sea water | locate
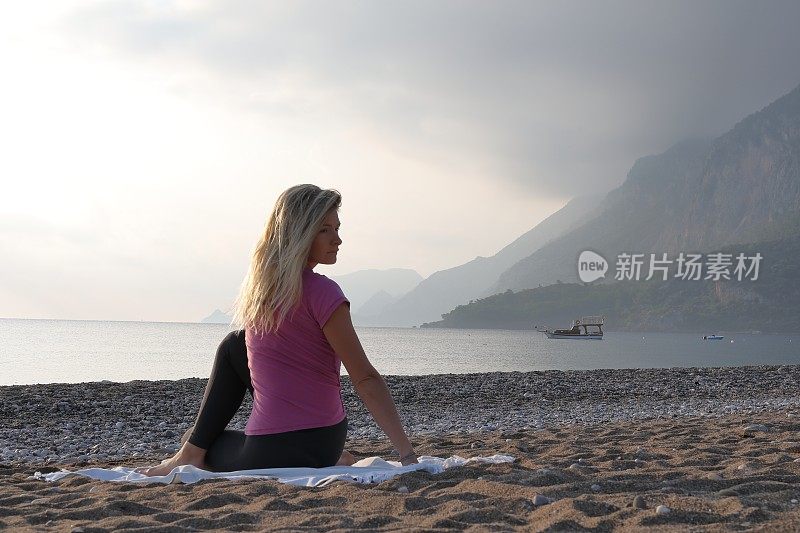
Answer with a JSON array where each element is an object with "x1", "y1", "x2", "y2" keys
[{"x1": 1, "y1": 318, "x2": 798, "y2": 385}]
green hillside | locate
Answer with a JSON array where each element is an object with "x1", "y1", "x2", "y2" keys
[{"x1": 421, "y1": 237, "x2": 800, "y2": 333}]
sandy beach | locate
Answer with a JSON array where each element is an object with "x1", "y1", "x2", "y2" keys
[{"x1": 2, "y1": 365, "x2": 800, "y2": 531}]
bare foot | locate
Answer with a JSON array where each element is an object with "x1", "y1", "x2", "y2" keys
[
  {"x1": 336, "y1": 449, "x2": 356, "y2": 466},
  {"x1": 134, "y1": 455, "x2": 207, "y2": 476},
  {"x1": 135, "y1": 443, "x2": 208, "y2": 476},
  {"x1": 135, "y1": 454, "x2": 207, "y2": 477}
]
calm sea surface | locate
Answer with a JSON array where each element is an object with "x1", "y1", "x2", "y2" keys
[{"x1": 1, "y1": 318, "x2": 799, "y2": 385}]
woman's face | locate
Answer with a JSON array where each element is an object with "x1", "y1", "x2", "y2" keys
[{"x1": 307, "y1": 210, "x2": 342, "y2": 268}]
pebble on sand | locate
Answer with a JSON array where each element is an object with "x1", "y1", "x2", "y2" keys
[
  {"x1": 633, "y1": 495, "x2": 647, "y2": 509},
  {"x1": 532, "y1": 494, "x2": 552, "y2": 506},
  {"x1": 656, "y1": 505, "x2": 671, "y2": 515}
]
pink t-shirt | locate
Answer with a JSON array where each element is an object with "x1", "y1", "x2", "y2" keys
[{"x1": 244, "y1": 267, "x2": 349, "y2": 435}]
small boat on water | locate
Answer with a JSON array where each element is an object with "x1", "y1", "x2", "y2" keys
[
  {"x1": 702, "y1": 334, "x2": 724, "y2": 340},
  {"x1": 536, "y1": 316, "x2": 604, "y2": 340}
]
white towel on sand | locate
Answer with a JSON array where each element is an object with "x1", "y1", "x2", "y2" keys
[{"x1": 33, "y1": 454, "x2": 515, "y2": 487}]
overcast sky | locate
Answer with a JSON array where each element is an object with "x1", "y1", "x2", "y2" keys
[{"x1": 2, "y1": 1, "x2": 799, "y2": 322}]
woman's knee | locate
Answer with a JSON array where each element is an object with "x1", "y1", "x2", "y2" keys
[
  {"x1": 220, "y1": 329, "x2": 245, "y2": 348},
  {"x1": 216, "y1": 330, "x2": 246, "y2": 360}
]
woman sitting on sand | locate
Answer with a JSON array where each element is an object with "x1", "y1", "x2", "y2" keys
[{"x1": 137, "y1": 184, "x2": 417, "y2": 475}]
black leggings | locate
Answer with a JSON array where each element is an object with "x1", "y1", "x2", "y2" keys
[{"x1": 181, "y1": 330, "x2": 347, "y2": 472}]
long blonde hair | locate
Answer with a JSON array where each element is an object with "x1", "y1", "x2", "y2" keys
[{"x1": 233, "y1": 184, "x2": 342, "y2": 334}]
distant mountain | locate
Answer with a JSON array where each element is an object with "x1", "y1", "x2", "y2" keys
[
  {"x1": 328, "y1": 268, "x2": 421, "y2": 321},
  {"x1": 354, "y1": 290, "x2": 397, "y2": 318},
  {"x1": 356, "y1": 194, "x2": 600, "y2": 327},
  {"x1": 201, "y1": 309, "x2": 232, "y2": 324},
  {"x1": 491, "y1": 82, "x2": 800, "y2": 293},
  {"x1": 422, "y1": 236, "x2": 800, "y2": 334},
  {"x1": 424, "y1": 83, "x2": 800, "y2": 332}
]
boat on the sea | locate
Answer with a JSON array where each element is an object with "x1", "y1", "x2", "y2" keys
[
  {"x1": 536, "y1": 316, "x2": 604, "y2": 340},
  {"x1": 702, "y1": 334, "x2": 724, "y2": 340}
]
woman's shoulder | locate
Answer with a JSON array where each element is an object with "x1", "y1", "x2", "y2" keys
[
  {"x1": 302, "y1": 270, "x2": 349, "y2": 326},
  {"x1": 303, "y1": 270, "x2": 346, "y2": 296}
]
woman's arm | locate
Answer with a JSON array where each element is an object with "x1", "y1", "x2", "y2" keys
[{"x1": 323, "y1": 303, "x2": 417, "y2": 465}]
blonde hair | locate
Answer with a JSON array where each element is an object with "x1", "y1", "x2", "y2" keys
[{"x1": 233, "y1": 184, "x2": 342, "y2": 334}]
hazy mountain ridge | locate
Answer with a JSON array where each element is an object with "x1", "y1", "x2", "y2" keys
[
  {"x1": 330, "y1": 268, "x2": 421, "y2": 317},
  {"x1": 680, "y1": 83, "x2": 800, "y2": 248},
  {"x1": 354, "y1": 194, "x2": 600, "y2": 327},
  {"x1": 422, "y1": 83, "x2": 800, "y2": 332},
  {"x1": 491, "y1": 139, "x2": 712, "y2": 292},
  {"x1": 354, "y1": 290, "x2": 397, "y2": 318},
  {"x1": 492, "y1": 82, "x2": 800, "y2": 293},
  {"x1": 422, "y1": 236, "x2": 800, "y2": 333}
]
